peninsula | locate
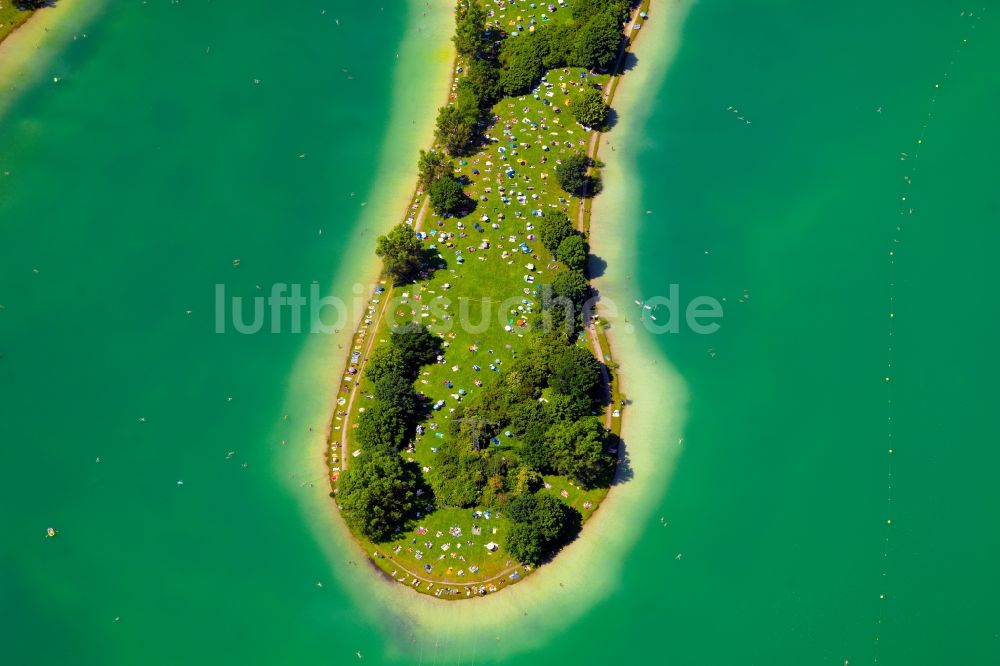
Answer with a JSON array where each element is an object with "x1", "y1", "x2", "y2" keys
[{"x1": 327, "y1": 0, "x2": 649, "y2": 599}]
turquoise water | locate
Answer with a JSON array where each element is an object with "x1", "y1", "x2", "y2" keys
[{"x1": 2, "y1": 1, "x2": 998, "y2": 664}]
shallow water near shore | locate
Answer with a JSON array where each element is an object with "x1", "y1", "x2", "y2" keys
[{"x1": 3, "y1": 0, "x2": 999, "y2": 664}]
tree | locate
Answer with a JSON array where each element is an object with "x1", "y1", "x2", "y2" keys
[
  {"x1": 390, "y1": 322, "x2": 441, "y2": 368},
  {"x1": 555, "y1": 152, "x2": 590, "y2": 195},
  {"x1": 506, "y1": 521, "x2": 544, "y2": 565},
  {"x1": 532, "y1": 493, "x2": 568, "y2": 542},
  {"x1": 461, "y1": 59, "x2": 502, "y2": 108},
  {"x1": 355, "y1": 402, "x2": 408, "y2": 452},
  {"x1": 571, "y1": 86, "x2": 610, "y2": 129},
  {"x1": 536, "y1": 23, "x2": 576, "y2": 69},
  {"x1": 573, "y1": 10, "x2": 623, "y2": 71},
  {"x1": 546, "y1": 417, "x2": 612, "y2": 488},
  {"x1": 375, "y1": 223, "x2": 423, "y2": 285},
  {"x1": 550, "y1": 269, "x2": 590, "y2": 310},
  {"x1": 510, "y1": 466, "x2": 543, "y2": 496},
  {"x1": 435, "y1": 105, "x2": 477, "y2": 156},
  {"x1": 417, "y1": 150, "x2": 452, "y2": 190},
  {"x1": 429, "y1": 174, "x2": 467, "y2": 217},
  {"x1": 430, "y1": 440, "x2": 485, "y2": 507},
  {"x1": 374, "y1": 372, "x2": 420, "y2": 421},
  {"x1": 549, "y1": 343, "x2": 602, "y2": 399},
  {"x1": 546, "y1": 391, "x2": 590, "y2": 423},
  {"x1": 505, "y1": 491, "x2": 573, "y2": 564},
  {"x1": 506, "y1": 492, "x2": 538, "y2": 523},
  {"x1": 572, "y1": 0, "x2": 630, "y2": 25},
  {"x1": 498, "y1": 33, "x2": 546, "y2": 96},
  {"x1": 538, "y1": 210, "x2": 575, "y2": 254},
  {"x1": 556, "y1": 234, "x2": 588, "y2": 270},
  {"x1": 366, "y1": 344, "x2": 410, "y2": 384},
  {"x1": 453, "y1": 2, "x2": 488, "y2": 56},
  {"x1": 338, "y1": 451, "x2": 419, "y2": 541},
  {"x1": 519, "y1": 426, "x2": 552, "y2": 472}
]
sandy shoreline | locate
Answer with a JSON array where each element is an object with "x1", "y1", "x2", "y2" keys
[
  {"x1": 280, "y1": 0, "x2": 696, "y2": 657},
  {"x1": 0, "y1": 0, "x2": 104, "y2": 120}
]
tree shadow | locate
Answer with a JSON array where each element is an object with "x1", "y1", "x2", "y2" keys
[
  {"x1": 584, "y1": 173, "x2": 603, "y2": 197},
  {"x1": 18, "y1": 1, "x2": 58, "y2": 10},
  {"x1": 587, "y1": 253, "x2": 608, "y2": 279},
  {"x1": 610, "y1": 435, "x2": 634, "y2": 486},
  {"x1": 603, "y1": 106, "x2": 620, "y2": 131},
  {"x1": 619, "y1": 51, "x2": 640, "y2": 75}
]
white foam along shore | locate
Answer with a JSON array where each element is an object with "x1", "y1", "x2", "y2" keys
[
  {"x1": 0, "y1": 0, "x2": 105, "y2": 121},
  {"x1": 284, "y1": 0, "x2": 695, "y2": 659}
]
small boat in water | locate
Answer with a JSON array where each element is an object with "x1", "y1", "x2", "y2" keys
[{"x1": 46, "y1": 527, "x2": 56, "y2": 538}]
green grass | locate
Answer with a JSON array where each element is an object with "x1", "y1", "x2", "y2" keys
[
  {"x1": 0, "y1": 4, "x2": 33, "y2": 45},
  {"x1": 488, "y1": 0, "x2": 578, "y2": 31}
]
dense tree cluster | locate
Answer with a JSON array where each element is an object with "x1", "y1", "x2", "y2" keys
[
  {"x1": 453, "y1": 2, "x2": 489, "y2": 57},
  {"x1": 338, "y1": 450, "x2": 421, "y2": 541},
  {"x1": 426, "y1": 325, "x2": 612, "y2": 518},
  {"x1": 337, "y1": 325, "x2": 443, "y2": 538}
]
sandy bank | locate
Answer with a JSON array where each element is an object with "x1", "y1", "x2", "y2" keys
[{"x1": 0, "y1": 0, "x2": 105, "y2": 121}]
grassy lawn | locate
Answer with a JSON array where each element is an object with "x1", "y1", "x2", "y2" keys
[
  {"x1": 0, "y1": 4, "x2": 33, "y2": 45},
  {"x1": 487, "y1": 0, "x2": 579, "y2": 31}
]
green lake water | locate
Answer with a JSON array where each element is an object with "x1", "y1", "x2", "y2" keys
[{"x1": 2, "y1": 1, "x2": 998, "y2": 664}]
